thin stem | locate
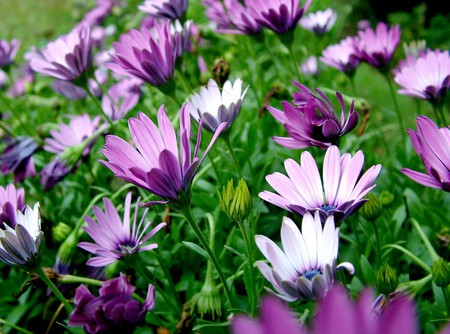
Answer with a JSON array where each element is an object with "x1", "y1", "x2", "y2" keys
[
  {"x1": 84, "y1": 86, "x2": 113, "y2": 126},
  {"x1": 438, "y1": 103, "x2": 448, "y2": 125},
  {"x1": 0, "y1": 318, "x2": 33, "y2": 334},
  {"x1": 179, "y1": 206, "x2": 236, "y2": 309},
  {"x1": 34, "y1": 266, "x2": 73, "y2": 313},
  {"x1": 443, "y1": 286, "x2": 450, "y2": 317},
  {"x1": 384, "y1": 74, "x2": 406, "y2": 142},
  {"x1": 349, "y1": 75, "x2": 357, "y2": 96},
  {"x1": 370, "y1": 219, "x2": 382, "y2": 267},
  {"x1": 0, "y1": 120, "x2": 14, "y2": 137},
  {"x1": 288, "y1": 46, "x2": 302, "y2": 82},
  {"x1": 154, "y1": 251, "x2": 181, "y2": 307},
  {"x1": 223, "y1": 135, "x2": 243, "y2": 179},
  {"x1": 0, "y1": 93, "x2": 33, "y2": 135},
  {"x1": 57, "y1": 274, "x2": 103, "y2": 286},
  {"x1": 237, "y1": 219, "x2": 256, "y2": 316}
]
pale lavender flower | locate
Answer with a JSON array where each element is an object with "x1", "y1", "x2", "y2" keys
[
  {"x1": 218, "y1": 0, "x2": 263, "y2": 35},
  {"x1": 0, "y1": 39, "x2": 20, "y2": 67},
  {"x1": 299, "y1": 8, "x2": 336, "y2": 35},
  {"x1": 0, "y1": 69, "x2": 7, "y2": 88},
  {"x1": 403, "y1": 40, "x2": 426, "y2": 59},
  {"x1": 259, "y1": 145, "x2": 381, "y2": 222},
  {"x1": 7, "y1": 63, "x2": 34, "y2": 97},
  {"x1": 77, "y1": 1, "x2": 114, "y2": 28},
  {"x1": 107, "y1": 21, "x2": 179, "y2": 87},
  {"x1": 0, "y1": 136, "x2": 39, "y2": 183},
  {"x1": 101, "y1": 104, "x2": 227, "y2": 206},
  {"x1": 139, "y1": 0, "x2": 188, "y2": 20},
  {"x1": 202, "y1": 0, "x2": 235, "y2": 32},
  {"x1": 188, "y1": 78, "x2": 248, "y2": 132},
  {"x1": 102, "y1": 78, "x2": 143, "y2": 120},
  {"x1": 69, "y1": 273, "x2": 155, "y2": 334},
  {"x1": 79, "y1": 192, "x2": 166, "y2": 266},
  {"x1": 0, "y1": 184, "x2": 25, "y2": 226},
  {"x1": 256, "y1": 212, "x2": 354, "y2": 302},
  {"x1": 171, "y1": 20, "x2": 193, "y2": 57},
  {"x1": 401, "y1": 116, "x2": 450, "y2": 191},
  {"x1": 268, "y1": 82, "x2": 359, "y2": 149},
  {"x1": 0, "y1": 203, "x2": 41, "y2": 269},
  {"x1": 393, "y1": 49, "x2": 450, "y2": 101},
  {"x1": 320, "y1": 36, "x2": 361, "y2": 73},
  {"x1": 30, "y1": 27, "x2": 93, "y2": 81},
  {"x1": 354, "y1": 22, "x2": 401, "y2": 68},
  {"x1": 300, "y1": 56, "x2": 318, "y2": 76}
]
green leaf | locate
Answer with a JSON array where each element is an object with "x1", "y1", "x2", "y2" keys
[{"x1": 182, "y1": 241, "x2": 208, "y2": 259}]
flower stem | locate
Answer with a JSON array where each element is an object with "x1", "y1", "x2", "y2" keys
[
  {"x1": 57, "y1": 274, "x2": 103, "y2": 286},
  {"x1": 34, "y1": 266, "x2": 73, "y2": 314},
  {"x1": 0, "y1": 93, "x2": 33, "y2": 135},
  {"x1": 179, "y1": 206, "x2": 236, "y2": 310},
  {"x1": 370, "y1": 219, "x2": 382, "y2": 267},
  {"x1": 442, "y1": 286, "x2": 450, "y2": 317},
  {"x1": 223, "y1": 135, "x2": 243, "y2": 179},
  {"x1": 0, "y1": 318, "x2": 33, "y2": 334},
  {"x1": 384, "y1": 74, "x2": 406, "y2": 142}
]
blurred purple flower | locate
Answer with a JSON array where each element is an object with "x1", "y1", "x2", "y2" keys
[
  {"x1": 7, "y1": 63, "x2": 34, "y2": 97},
  {"x1": 171, "y1": 20, "x2": 193, "y2": 57},
  {"x1": 188, "y1": 78, "x2": 248, "y2": 132},
  {"x1": 79, "y1": 192, "x2": 166, "y2": 267},
  {"x1": 0, "y1": 184, "x2": 25, "y2": 227},
  {"x1": 320, "y1": 36, "x2": 361, "y2": 73},
  {"x1": 393, "y1": 49, "x2": 450, "y2": 101},
  {"x1": 0, "y1": 70, "x2": 7, "y2": 88},
  {"x1": 354, "y1": 22, "x2": 401, "y2": 68},
  {"x1": 30, "y1": 27, "x2": 93, "y2": 81},
  {"x1": 268, "y1": 82, "x2": 359, "y2": 149},
  {"x1": 69, "y1": 273, "x2": 155, "y2": 334},
  {"x1": 255, "y1": 212, "x2": 354, "y2": 302},
  {"x1": 101, "y1": 104, "x2": 227, "y2": 206},
  {"x1": 259, "y1": 145, "x2": 381, "y2": 222},
  {"x1": 77, "y1": 1, "x2": 114, "y2": 28},
  {"x1": 139, "y1": 0, "x2": 188, "y2": 20},
  {"x1": 0, "y1": 136, "x2": 39, "y2": 183},
  {"x1": 102, "y1": 78, "x2": 142, "y2": 120},
  {"x1": 216, "y1": 0, "x2": 263, "y2": 34},
  {"x1": 52, "y1": 68, "x2": 106, "y2": 99},
  {"x1": 300, "y1": 56, "x2": 318, "y2": 76},
  {"x1": 299, "y1": 8, "x2": 337, "y2": 35},
  {"x1": 0, "y1": 39, "x2": 20, "y2": 67},
  {"x1": 202, "y1": 0, "x2": 235, "y2": 32},
  {"x1": 401, "y1": 116, "x2": 450, "y2": 191}
]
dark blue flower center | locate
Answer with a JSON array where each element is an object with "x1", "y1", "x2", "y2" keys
[
  {"x1": 118, "y1": 241, "x2": 136, "y2": 255},
  {"x1": 321, "y1": 205, "x2": 336, "y2": 212},
  {"x1": 303, "y1": 269, "x2": 322, "y2": 280}
]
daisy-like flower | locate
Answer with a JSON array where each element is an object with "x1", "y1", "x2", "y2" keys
[
  {"x1": 354, "y1": 22, "x2": 401, "y2": 68},
  {"x1": 78, "y1": 192, "x2": 166, "y2": 267},
  {"x1": 0, "y1": 39, "x2": 20, "y2": 67},
  {"x1": 101, "y1": 104, "x2": 227, "y2": 207},
  {"x1": 139, "y1": 0, "x2": 188, "y2": 20},
  {"x1": 300, "y1": 56, "x2": 319, "y2": 76},
  {"x1": 215, "y1": 0, "x2": 263, "y2": 35},
  {"x1": 255, "y1": 212, "x2": 354, "y2": 302},
  {"x1": 299, "y1": 8, "x2": 337, "y2": 35},
  {"x1": 0, "y1": 203, "x2": 41, "y2": 269},
  {"x1": 0, "y1": 136, "x2": 39, "y2": 183},
  {"x1": 188, "y1": 78, "x2": 248, "y2": 132},
  {"x1": 0, "y1": 184, "x2": 25, "y2": 226},
  {"x1": 69, "y1": 273, "x2": 155, "y2": 334},
  {"x1": 259, "y1": 145, "x2": 381, "y2": 222},
  {"x1": 107, "y1": 20, "x2": 179, "y2": 88},
  {"x1": 393, "y1": 49, "x2": 450, "y2": 102},
  {"x1": 102, "y1": 78, "x2": 143, "y2": 120},
  {"x1": 320, "y1": 36, "x2": 361, "y2": 73},
  {"x1": 401, "y1": 116, "x2": 450, "y2": 191},
  {"x1": 268, "y1": 82, "x2": 359, "y2": 149},
  {"x1": 29, "y1": 27, "x2": 93, "y2": 81}
]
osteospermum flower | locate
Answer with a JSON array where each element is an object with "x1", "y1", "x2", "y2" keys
[
  {"x1": 0, "y1": 136, "x2": 39, "y2": 183},
  {"x1": 139, "y1": 0, "x2": 188, "y2": 20},
  {"x1": 69, "y1": 273, "x2": 155, "y2": 334},
  {"x1": 0, "y1": 184, "x2": 25, "y2": 226},
  {"x1": 0, "y1": 203, "x2": 41, "y2": 269},
  {"x1": 102, "y1": 78, "x2": 142, "y2": 120},
  {"x1": 101, "y1": 104, "x2": 227, "y2": 207},
  {"x1": 30, "y1": 27, "x2": 93, "y2": 81},
  {"x1": 259, "y1": 145, "x2": 381, "y2": 222},
  {"x1": 188, "y1": 78, "x2": 248, "y2": 132},
  {"x1": 354, "y1": 22, "x2": 401, "y2": 68},
  {"x1": 0, "y1": 39, "x2": 20, "y2": 67},
  {"x1": 401, "y1": 116, "x2": 450, "y2": 191},
  {"x1": 268, "y1": 82, "x2": 359, "y2": 149},
  {"x1": 79, "y1": 192, "x2": 166, "y2": 267},
  {"x1": 299, "y1": 8, "x2": 337, "y2": 35},
  {"x1": 255, "y1": 212, "x2": 354, "y2": 301},
  {"x1": 300, "y1": 56, "x2": 319, "y2": 76},
  {"x1": 320, "y1": 36, "x2": 361, "y2": 73},
  {"x1": 393, "y1": 49, "x2": 450, "y2": 101}
]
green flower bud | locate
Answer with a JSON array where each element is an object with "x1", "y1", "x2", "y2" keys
[
  {"x1": 188, "y1": 283, "x2": 222, "y2": 319},
  {"x1": 376, "y1": 262, "x2": 399, "y2": 296},
  {"x1": 360, "y1": 194, "x2": 382, "y2": 221},
  {"x1": 432, "y1": 258, "x2": 450, "y2": 288},
  {"x1": 218, "y1": 179, "x2": 252, "y2": 222},
  {"x1": 379, "y1": 191, "x2": 395, "y2": 207},
  {"x1": 52, "y1": 222, "x2": 72, "y2": 243}
]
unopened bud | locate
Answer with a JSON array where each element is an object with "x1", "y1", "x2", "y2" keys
[
  {"x1": 52, "y1": 222, "x2": 72, "y2": 243},
  {"x1": 361, "y1": 194, "x2": 382, "y2": 221},
  {"x1": 432, "y1": 258, "x2": 450, "y2": 288},
  {"x1": 218, "y1": 179, "x2": 252, "y2": 222},
  {"x1": 376, "y1": 262, "x2": 399, "y2": 296},
  {"x1": 212, "y1": 59, "x2": 230, "y2": 87},
  {"x1": 379, "y1": 191, "x2": 394, "y2": 207}
]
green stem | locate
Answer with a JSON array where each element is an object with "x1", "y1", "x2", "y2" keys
[
  {"x1": 349, "y1": 75, "x2": 357, "y2": 96},
  {"x1": 384, "y1": 74, "x2": 406, "y2": 142},
  {"x1": 288, "y1": 46, "x2": 302, "y2": 82},
  {"x1": 409, "y1": 218, "x2": 439, "y2": 262},
  {"x1": 223, "y1": 135, "x2": 243, "y2": 179},
  {"x1": 0, "y1": 93, "x2": 33, "y2": 135},
  {"x1": 34, "y1": 266, "x2": 73, "y2": 313},
  {"x1": 57, "y1": 274, "x2": 103, "y2": 286},
  {"x1": 84, "y1": 86, "x2": 113, "y2": 126},
  {"x1": 437, "y1": 103, "x2": 448, "y2": 125},
  {"x1": 370, "y1": 219, "x2": 382, "y2": 267},
  {"x1": 0, "y1": 318, "x2": 33, "y2": 334},
  {"x1": 179, "y1": 207, "x2": 236, "y2": 309},
  {"x1": 443, "y1": 286, "x2": 450, "y2": 317},
  {"x1": 154, "y1": 251, "x2": 181, "y2": 307}
]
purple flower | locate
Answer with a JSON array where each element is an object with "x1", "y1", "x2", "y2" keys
[
  {"x1": 299, "y1": 8, "x2": 337, "y2": 35},
  {"x1": 215, "y1": 0, "x2": 263, "y2": 35},
  {"x1": 0, "y1": 184, "x2": 25, "y2": 227},
  {"x1": 268, "y1": 82, "x2": 359, "y2": 149},
  {"x1": 188, "y1": 78, "x2": 248, "y2": 132},
  {"x1": 107, "y1": 21, "x2": 179, "y2": 87},
  {"x1": 201, "y1": 0, "x2": 236, "y2": 32},
  {"x1": 102, "y1": 78, "x2": 143, "y2": 120},
  {"x1": 0, "y1": 136, "x2": 39, "y2": 183},
  {"x1": 30, "y1": 27, "x2": 93, "y2": 81},
  {"x1": 401, "y1": 116, "x2": 450, "y2": 191},
  {"x1": 79, "y1": 192, "x2": 166, "y2": 266},
  {"x1": 138, "y1": 0, "x2": 188, "y2": 20},
  {"x1": 0, "y1": 39, "x2": 20, "y2": 67},
  {"x1": 171, "y1": 20, "x2": 193, "y2": 57},
  {"x1": 77, "y1": 1, "x2": 114, "y2": 28},
  {"x1": 300, "y1": 56, "x2": 319, "y2": 76},
  {"x1": 259, "y1": 145, "x2": 381, "y2": 222},
  {"x1": 320, "y1": 36, "x2": 361, "y2": 73},
  {"x1": 354, "y1": 22, "x2": 401, "y2": 68},
  {"x1": 69, "y1": 273, "x2": 155, "y2": 334},
  {"x1": 393, "y1": 49, "x2": 450, "y2": 101},
  {"x1": 7, "y1": 63, "x2": 34, "y2": 97},
  {"x1": 101, "y1": 104, "x2": 227, "y2": 206},
  {"x1": 255, "y1": 212, "x2": 354, "y2": 302}
]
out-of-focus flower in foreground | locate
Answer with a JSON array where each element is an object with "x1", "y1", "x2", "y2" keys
[
  {"x1": 268, "y1": 82, "x2": 359, "y2": 149},
  {"x1": 0, "y1": 39, "x2": 20, "y2": 67},
  {"x1": 401, "y1": 116, "x2": 450, "y2": 191},
  {"x1": 320, "y1": 36, "x2": 361, "y2": 73},
  {"x1": 0, "y1": 136, "x2": 39, "y2": 183},
  {"x1": 79, "y1": 192, "x2": 166, "y2": 267},
  {"x1": 69, "y1": 273, "x2": 155, "y2": 334},
  {"x1": 255, "y1": 212, "x2": 354, "y2": 301},
  {"x1": 139, "y1": 0, "x2": 188, "y2": 20},
  {"x1": 299, "y1": 8, "x2": 337, "y2": 35},
  {"x1": 259, "y1": 145, "x2": 381, "y2": 222},
  {"x1": 0, "y1": 184, "x2": 25, "y2": 226}
]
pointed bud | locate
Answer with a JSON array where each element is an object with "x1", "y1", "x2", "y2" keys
[
  {"x1": 212, "y1": 59, "x2": 230, "y2": 88},
  {"x1": 432, "y1": 258, "x2": 450, "y2": 288},
  {"x1": 218, "y1": 179, "x2": 252, "y2": 222},
  {"x1": 377, "y1": 262, "x2": 398, "y2": 296},
  {"x1": 188, "y1": 283, "x2": 222, "y2": 319},
  {"x1": 379, "y1": 190, "x2": 395, "y2": 207},
  {"x1": 361, "y1": 193, "x2": 382, "y2": 221}
]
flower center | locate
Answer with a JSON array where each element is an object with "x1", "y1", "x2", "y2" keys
[
  {"x1": 303, "y1": 269, "x2": 322, "y2": 280},
  {"x1": 321, "y1": 204, "x2": 336, "y2": 212},
  {"x1": 118, "y1": 242, "x2": 136, "y2": 255}
]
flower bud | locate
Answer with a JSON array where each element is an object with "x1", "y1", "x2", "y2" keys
[
  {"x1": 361, "y1": 193, "x2": 382, "y2": 221},
  {"x1": 432, "y1": 258, "x2": 450, "y2": 288},
  {"x1": 379, "y1": 190, "x2": 395, "y2": 207},
  {"x1": 376, "y1": 262, "x2": 399, "y2": 296},
  {"x1": 188, "y1": 283, "x2": 222, "y2": 319},
  {"x1": 52, "y1": 222, "x2": 72, "y2": 243},
  {"x1": 212, "y1": 58, "x2": 230, "y2": 88},
  {"x1": 218, "y1": 179, "x2": 252, "y2": 222}
]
